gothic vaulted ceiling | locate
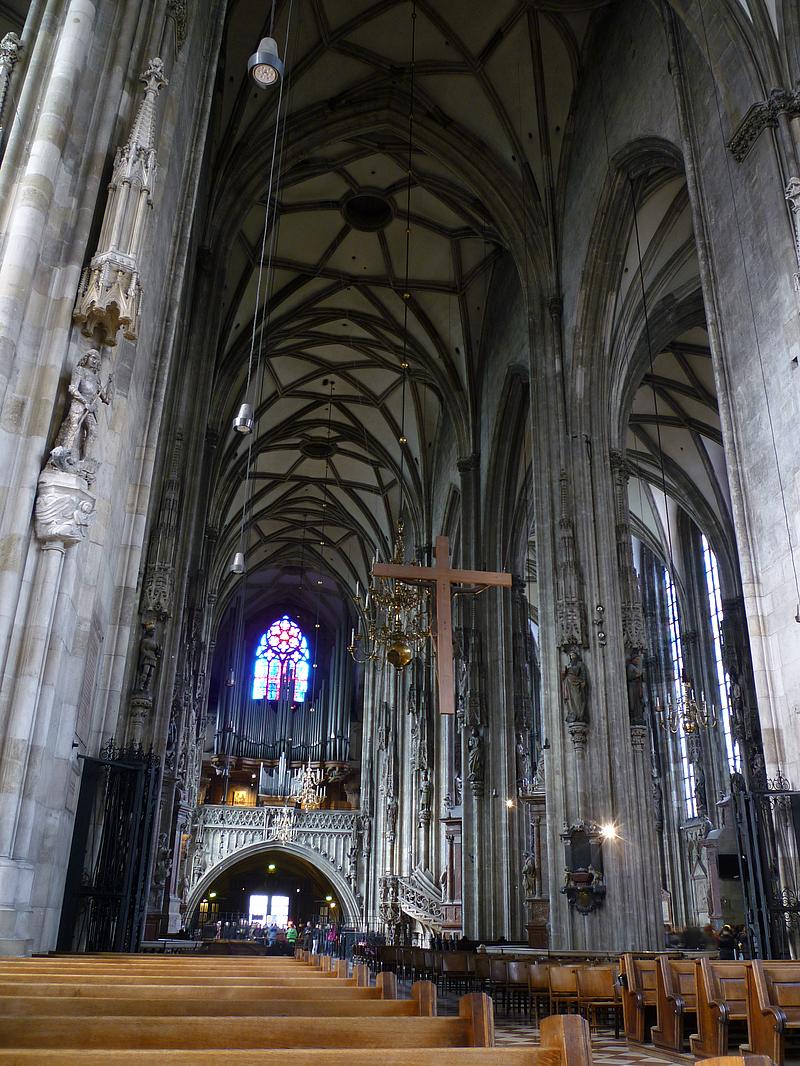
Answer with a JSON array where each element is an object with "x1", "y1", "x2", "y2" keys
[{"x1": 205, "y1": 0, "x2": 616, "y2": 618}]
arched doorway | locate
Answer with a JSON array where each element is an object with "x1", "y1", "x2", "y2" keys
[{"x1": 187, "y1": 842, "x2": 360, "y2": 933}]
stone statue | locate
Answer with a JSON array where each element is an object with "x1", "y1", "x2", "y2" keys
[
  {"x1": 626, "y1": 651, "x2": 645, "y2": 726},
  {"x1": 358, "y1": 813, "x2": 372, "y2": 856},
  {"x1": 561, "y1": 648, "x2": 588, "y2": 724},
  {"x1": 48, "y1": 349, "x2": 113, "y2": 473},
  {"x1": 515, "y1": 731, "x2": 533, "y2": 794},
  {"x1": 522, "y1": 852, "x2": 537, "y2": 898},
  {"x1": 439, "y1": 868, "x2": 447, "y2": 902},
  {"x1": 135, "y1": 622, "x2": 161, "y2": 694},
  {"x1": 153, "y1": 831, "x2": 172, "y2": 887},
  {"x1": 418, "y1": 768, "x2": 432, "y2": 823},
  {"x1": 651, "y1": 767, "x2": 664, "y2": 831},
  {"x1": 386, "y1": 794, "x2": 398, "y2": 842},
  {"x1": 454, "y1": 772, "x2": 462, "y2": 806},
  {"x1": 455, "y1": 652, "x2": 469, "y2": 727},
  {"x1": 694, "y1": 759, "x2": 708, "y2": 817},
  {"x1": 467, "y1": 727, "x2": 484, "y2": 794}
]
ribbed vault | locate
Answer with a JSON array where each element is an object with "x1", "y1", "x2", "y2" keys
[{"x1": 204, "y1": 0, "x2": 616, "y2": 625}]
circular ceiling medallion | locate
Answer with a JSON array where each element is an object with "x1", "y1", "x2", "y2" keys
[
  {"x1": 341, "y1": 189, "x2": 394, "y2": 232},
  {"x1": 300, "y1": 440, "x2": 337, "y2": 460}
]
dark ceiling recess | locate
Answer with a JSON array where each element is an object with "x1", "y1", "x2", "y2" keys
[
  {"x1": 300, "y1": 440, "x2": 337, "y2": 460},
  {"x1": 341, "y1": 190, "x2": 394, "y2": 232}
]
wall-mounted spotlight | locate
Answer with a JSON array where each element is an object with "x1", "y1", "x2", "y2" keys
[
  {"x1": 599, "y1": 823, "x2": 618, "y2": 841},
  {"x1": 248, "y1": 37, "x2": 284, "y2": 88}
]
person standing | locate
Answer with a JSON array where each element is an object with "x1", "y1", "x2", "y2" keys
[{"x1": 286, "y1": 921, "x2": 298, "y2": 950}]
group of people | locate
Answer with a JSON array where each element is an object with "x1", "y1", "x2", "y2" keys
[
  {"x1": 298, "y1": 921, "x2": 339, "y2": 954},
  {"x1": 665, "y1": 922, "x2": 750, "y2": 958}
]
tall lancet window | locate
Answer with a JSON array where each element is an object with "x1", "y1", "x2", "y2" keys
[
  {"x1": 701, "y1": 535, "x2": 740, "y2": 773},
  {"x1": 252, "y1": 615, "x2": 311, "y2": 703},
  {"x1": 664, "y1": 568, "x2": 697, "y2": 818}
]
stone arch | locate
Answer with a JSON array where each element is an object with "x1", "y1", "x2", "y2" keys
[{"x1": 186, "y1": 841, "x2": 361, "y2": 926}]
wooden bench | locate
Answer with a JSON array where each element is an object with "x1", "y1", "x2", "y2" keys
[
  {"x1": 0, "y1": 1015, "x2": 592, "y2": 1065},
  {"x1": 703, "y1": 1057, "x2": 774, "y2": 1065},
  {"x1": 0, "y1": 979, "x2": 390, "y2": 1001},
  {"x1": 689, "y1": 958, "x2": 750, "y2": 1059},
  {"x1": 0, "y1": 992, "x2": 494, "y2": 1050},
  {"x1": 651, "y1": 957, "x2": 697, "y2": 1053},
  {"x1": 744, "y1": 960, "x2": 800, "y2": 1065},
  {"x1": 0, "y1": 974, "x2": 426, "y2": 1018},
  {"x1": 619, "y1": 954, "x2": 658, "y2": 1043},
  {"x1": 0, "y1": 970, "x2": 357, "y2": 986}
]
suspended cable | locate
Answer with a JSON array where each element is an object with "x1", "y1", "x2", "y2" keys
[
  {"x1": 695, "y1": 4, "x2": 800, "y2": 623},
  {"x1": 397, "y1": 0, "x2": 417, "y2": 530}
]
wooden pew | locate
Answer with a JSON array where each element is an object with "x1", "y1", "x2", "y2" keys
[
  {"x1": 619, "y1": 954, "x2": 658, "y2": 1043},
  {"x1": 0, "y1": 971, "x2": 356, "y2": 986},
  {"x1": 690, "y1": 958, "x2": 750, "y2": 1058},
  {"x1": 0, "y1": 979, "x2": 433, "y2": 1018},
  {"x1": 0, "y1": 979, "x2": 391, "y2": 1001},
  {"x1": 651, "y1": 957, "x2": 697, "y2": 1054},
  {"x1": 0, "y1": 992, "x2": 493, "y2": 1050},
  {"x1": 0, "y1": 1015, "x2": 592, "y2": 1065},
  {"x1": 703, "y1": 1057, "x2": 774, "y2": 1065},
  {"x1": 744, "y1": 960, "x2": 800, "y2": 1065}
]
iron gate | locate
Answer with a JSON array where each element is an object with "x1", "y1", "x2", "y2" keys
[
  {"x1": 732, "y1": 772, "x2": 800, "y2": 959},
  {"x1": 57, "y1": 741, "x2": 160, "y2": 952}
]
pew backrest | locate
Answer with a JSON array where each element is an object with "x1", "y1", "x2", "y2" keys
[
  {"x1": 659, "y1": 958, "x2": 697, "y2": 1009},
  {"x1": 622, "y1": 954, "x2": 658, "y2": 1004},
  {"x1": 0, "y1": 991, "x2": 488, "y2": 1051}
]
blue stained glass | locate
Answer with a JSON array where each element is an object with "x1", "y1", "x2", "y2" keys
[{"x1": 252, "y1": 615, "x2": 311, "y2": 703}]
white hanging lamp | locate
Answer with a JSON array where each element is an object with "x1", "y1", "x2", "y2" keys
[
  {"x1": 248, "y1": 37, "x2": 284, "y2": 88},
  {"x1": 233, "y1": 403, "x2": 254, "y2": 434},
  {"x1": 230, "y1": 551, "x2": 245, "y2": 574}
]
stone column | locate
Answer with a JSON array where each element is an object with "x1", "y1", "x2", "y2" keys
[{"x1": 0, "y1": 468, "x2": 95, "y2": 953}]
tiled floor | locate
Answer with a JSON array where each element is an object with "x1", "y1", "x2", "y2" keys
[
  {"x1": 495, "y1": 1019, "x2": 681, "y2": 1063},
  {"x1": 394, "y1": 976, "x2": 680, "y2": 1063}
]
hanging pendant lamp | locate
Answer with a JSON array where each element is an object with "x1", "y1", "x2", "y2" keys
[
  {"x1": 233, "y1": 403, "x2": 254, "y2": 434},
  {"x1": 230, "y1": 551, "x2": 245, "y2": 574},
  {"x1": 248, "y1": 37, "x2": 284, "y2": 88}
]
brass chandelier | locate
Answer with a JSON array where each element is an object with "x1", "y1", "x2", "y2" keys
[
  {"x1": 656, "y1": 676, "x2": 717, "y2": 734},
  {"x1": 348, "y1": 521, "x2": 431, "y2": 670},
  {"x1": 297, "y1": 759, "x2": 325, "y2": 810},
  {"x1": 272, "y1": 802, "x2": 296, "y2": 843}
]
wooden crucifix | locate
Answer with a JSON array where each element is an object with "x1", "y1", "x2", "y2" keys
[{"x1": 372, "y1": 535, "x2": 512, "y2": 714}]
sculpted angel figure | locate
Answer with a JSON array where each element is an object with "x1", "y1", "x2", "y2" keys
[{"x1": 49, "y1": 348, "x2": 113, "y2": 470}]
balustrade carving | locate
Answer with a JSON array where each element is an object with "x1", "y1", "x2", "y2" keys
[{"x1": 189, "y1": 805, "x2": 358, "y2": 892}]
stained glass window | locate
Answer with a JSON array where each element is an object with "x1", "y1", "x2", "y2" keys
[
  {"x1": 252, "y1": 616, "x2": 311, "y2": 703},
  {"x1": 702, "y1": 535, "x2": 740, "y2": 772},
  {"x1": 664, "y1": 567, "x2": 697, "y2": 818}
]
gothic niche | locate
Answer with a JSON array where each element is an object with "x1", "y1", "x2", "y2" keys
[{"x1": 560, "y1": 821, "x2": 606, "y2": 915}]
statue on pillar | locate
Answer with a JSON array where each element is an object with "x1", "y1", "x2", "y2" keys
[
  {"x1": 134, "y1": 622, "x2": 161, "y2": 695},
  {"x1": 467, "y1": 726, "x2": 484, "y2": 796},
  {"x1": 516, "y1": 731, "x2": 533, "y2": 794},
  {"x1": 626, "y1": 651, "x2": 645, "y2": 726},
  {"x1": 418, "y1": 768, "x2": 432, "y2": 825},
  {"x1": 48, "y1": 349, "x2": 113, "y2": 479},
  {"x1": 522, "y1": 852, "x2": 537, "y2": 899},
  {"x1": 561, "y1": 648, "x2": 588, "y2": 724}
]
